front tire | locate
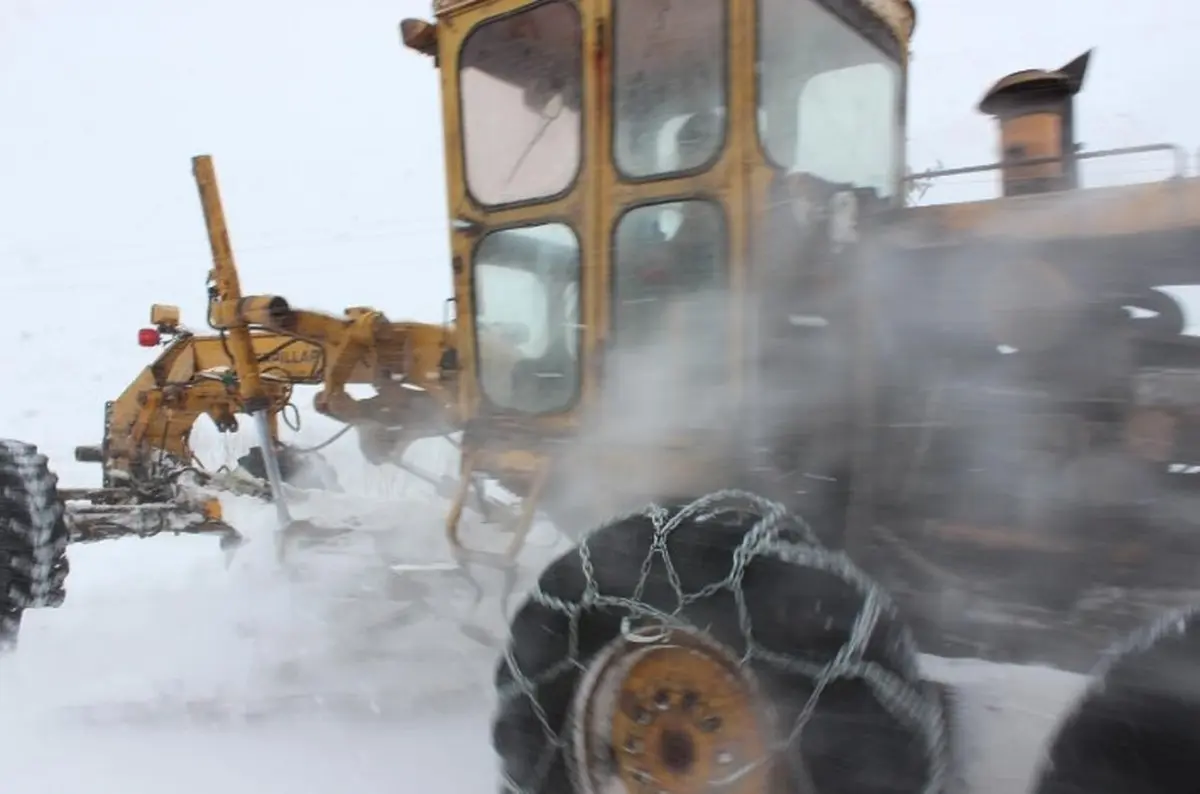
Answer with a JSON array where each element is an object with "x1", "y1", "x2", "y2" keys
[
  {"x1": 492, "y1": 491, "x2": 949, "y2": 794},
  {"x1": 0, "y1": 439, "x2": 70, "y2": 651}
]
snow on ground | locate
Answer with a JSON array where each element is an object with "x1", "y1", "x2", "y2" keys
[
  {"x1": 0, "y1": 90, "x2": 1090, "y2": 794},
  {"x1": 922, "y1": 656, "x2": 1089, "y2": 794},
  {"x1": 0, "y1": 397, "x2": 1096, "y2": 794},
  {"x1": 0, "y1": 405, "x2": 571, "y2": 792},
  {"x1": 0, "y1": 344, "x2": 1090, "y2": 794},
  {"x1": 0, "y1": 433, "x2": 1094, "y2": 794},
  {"x1": 0, "y1": 503, "x2": 1093, "y2": 794}
]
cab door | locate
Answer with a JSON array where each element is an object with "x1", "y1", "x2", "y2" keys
[
  {"x1": 744, "y1": 0, "x2": 910, "y2": 539},
  {"x1": 435, "y1": 0, "x2": 602, "y2": 431}
]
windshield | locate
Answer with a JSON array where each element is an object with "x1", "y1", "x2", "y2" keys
[
  {"x1": 758, "y1": 0, "x2": 901, "y2": 198},
  {"x1": 459, "y1": 1, "x2": 582, "y2": 206},
  {"x1": 474, "y1": 222, "x2": 581, "y2": 414}
]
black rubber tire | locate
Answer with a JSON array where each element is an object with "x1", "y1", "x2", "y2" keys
[
  {"x1": 1032, "y1": 604, "x2": 1200, "y2": 794},
  {"x1": 492, "y1": 493, "x2": 949, "y2": 794},
  {"x1": 0, "y1": 439, "x2": 70, "y2": 652}
]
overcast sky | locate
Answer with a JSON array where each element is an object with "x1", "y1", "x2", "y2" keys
[{"x1": 3, "y1": 0, "x2": 1198, "y2": 324}]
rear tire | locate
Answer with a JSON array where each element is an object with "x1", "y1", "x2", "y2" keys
[
  {"x1": 0, "y1": 439, "x2": 70, "y2": 652},
  {"x1": 1032, "y1": 604, "x2": 1200, "y2": 794},
  {"x1": 491, "y1": 491, "x2": 949, "y2": 794}
]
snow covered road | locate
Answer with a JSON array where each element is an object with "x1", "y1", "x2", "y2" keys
[
  {"x1": 0, "y1": 486, "x2": 515, "y2": 794},
  {"x1": 4, "y1": 714, "x2": 491, "y2": 794}
]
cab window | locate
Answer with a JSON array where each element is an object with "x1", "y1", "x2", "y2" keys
[
  {"x1": 613, "y1": 0, "x2": 726, "y2": 179},
  {"x1": 607, "y1": 200, "x2": 728, "y2": 428},
  {"x1": 474, "y1": 223, "x2": 581, "y2": 414},
  {"x1": 608, "y1": 201, "x2": 727, "y2": 417},
  {"x1": 459, "y1": 1, "x2": 583, "y2": 206},
  {"x1": 612, "y1": 200, "x2": 726, "y2": 342},
  {"x1": 758, "y1": 0, "x2": 901, "y2": 198}
]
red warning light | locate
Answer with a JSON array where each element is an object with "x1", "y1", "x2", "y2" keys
[{"x1": 137, "y1": 328, "x2": 162, "y2": 347}]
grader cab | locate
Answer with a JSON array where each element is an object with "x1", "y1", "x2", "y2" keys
[{"x1": 399, "y1": 0, "x2": 909, "y2": 533}]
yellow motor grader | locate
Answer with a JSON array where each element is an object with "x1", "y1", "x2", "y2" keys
[{"x1": 7, "y1": 0, "x2": 1200, "y2": 791}]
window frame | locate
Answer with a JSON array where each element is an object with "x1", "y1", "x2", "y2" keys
[
  {"x1": 456, "y1": 0, "x2": 587, "y2": 211},
  {"x1": 753, "y1": 0, "x2": 907, "y2": 201},
  {"x1": 470, "y1": 217, "x2": 585, "y2": 416},
  {"x1": 609, "y1": 0, "x2": 732, "y2": 184}
]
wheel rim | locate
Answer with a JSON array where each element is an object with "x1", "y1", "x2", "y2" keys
[{"x1": 569, "y1": 623, "x2": 773, "y2": 794}]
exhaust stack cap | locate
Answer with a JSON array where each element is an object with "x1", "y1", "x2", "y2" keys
[{"x1": 978, "y1": 50, "x2": 1093, "y2": 196}]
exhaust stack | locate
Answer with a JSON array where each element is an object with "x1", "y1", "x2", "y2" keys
[{"x1": 978, "y1": 50, "x2": 1092, "y2": 196}]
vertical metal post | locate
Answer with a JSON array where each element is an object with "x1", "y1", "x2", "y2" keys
[
  {"x1": 192, "y1": 154, "x2": 292, "y2": 527},
  {"x1": 191, "y1": 155, "x2": 269, "y2": 410}
]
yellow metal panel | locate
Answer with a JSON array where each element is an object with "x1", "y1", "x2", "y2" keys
[
  {"x1": 882, "y1": 177, "x2": 1200, "y2": 247},
  {"x1": 433, "y1": 0, "x2": 484, "y2": 16}
]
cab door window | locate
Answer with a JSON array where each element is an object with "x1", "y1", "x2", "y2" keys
[
  {"x1": 459, "y1": 1, "x2": 583, "y2": 206},
  {"x1": 474, "y1": 222, "x2": 582, "y2": 414},
  {"x1": 757, "y1": 0, "x2": 901, "y2": 198},
  {"x1": 612, "y1": 0, "x2": 727, "y2": 179},
  {"x1": 607, "y1": 200, "x2": 728, "y2": 429},
  {"x1": 612, "y1": 200, "x2": 726, "y2": 341}
]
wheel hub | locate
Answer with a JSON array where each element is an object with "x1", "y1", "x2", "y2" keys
[{"x1": 570, "y1": 624, "x2": 772, "y2": 794}]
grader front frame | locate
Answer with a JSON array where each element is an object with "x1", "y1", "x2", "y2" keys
[{"x1": 57, "y1": 152, "x2": 551, "y2": 564}]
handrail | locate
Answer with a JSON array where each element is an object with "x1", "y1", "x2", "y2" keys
[{"x1": 904, "y1": 143, "x2": 1188, "y2": 183}]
